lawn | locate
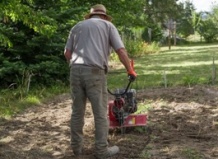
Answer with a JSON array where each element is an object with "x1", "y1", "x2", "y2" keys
[{"x1": 107, "y1": 43, "x2": 218, "y2": 90}]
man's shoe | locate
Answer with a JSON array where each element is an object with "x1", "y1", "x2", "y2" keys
[
  {"x1": 106, "y1": 146, "x2": 119, "y2": 157},
  {"x1": 94, "y1": 146, "x2": 120, "y2": 159}
]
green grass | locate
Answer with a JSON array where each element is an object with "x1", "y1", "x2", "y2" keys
[
  {"x1": 107, "y1": 43, "x2": 218, "y2": 90},
  {"x1": 0, "y1": 84, "x2": 68, "y2": 117}
]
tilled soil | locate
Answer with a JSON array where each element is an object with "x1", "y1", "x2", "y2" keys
[{"x1": 0, "y1": 85, "x2": 218, "y2": 159}]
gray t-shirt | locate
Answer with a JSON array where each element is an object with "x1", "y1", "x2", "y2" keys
[{"x1": 65, "y1": 17, "x2": 124, "y2": 70}]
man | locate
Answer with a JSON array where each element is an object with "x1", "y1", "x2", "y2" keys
[{"x1": 64, "y1": 4, "x2": 137, "y2": 159}]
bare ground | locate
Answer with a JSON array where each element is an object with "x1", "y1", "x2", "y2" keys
[{"x1": 0, "y1": 85, "x2": 218, "y2": 159}]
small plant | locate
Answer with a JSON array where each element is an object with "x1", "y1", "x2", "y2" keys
[
  {"x1": 135, "y1": 102, "x2": 151, "y2": 114},
  {"x1": 182, "y1": 76, "x2": 199, "y2": 86},
  {"x1": 139, "y1": 146, "x2": 152, "y2": 158},
  {"x1": 182, "y1": 76, "x2": 208, "y2": 86}
]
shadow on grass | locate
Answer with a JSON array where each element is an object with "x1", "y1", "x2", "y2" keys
[{"x1": 108, "y1": 43, "x2": 218, "y2": 91}]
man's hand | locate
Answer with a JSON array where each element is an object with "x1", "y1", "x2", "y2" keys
[
  {"x1": 64, "y1": 49, "x2": 72, "y2": 62},
  {"x1": 115, "y1": 48, "x2": 137, "y2": 81},
  {"x1": 128, "y1": 69, "x2": 137, "y2": 82}
]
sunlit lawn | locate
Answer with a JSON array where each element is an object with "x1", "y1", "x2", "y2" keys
[{"x1": 107, "y1": 43, "x2": 218, "y2": 90}]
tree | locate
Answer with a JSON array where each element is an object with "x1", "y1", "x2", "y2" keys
[
  {"x1": 144, "y1": 0, "x2": 184, "y2": 24},
  {"x1": 197, "y1": 5, "x2": 218, "y2": 43},
  {"x1": 176, "y1": 0, "x2": 196, "y2": 38},
  {"x1": 0, "y1": 0, "x2": 77, "y2": 88},
  {"x1": 0, "y1": 0, "x2": 148, "y2": 89},
  {"x1": 142, "y1": 0, "x2": 186, "y2": 44}
]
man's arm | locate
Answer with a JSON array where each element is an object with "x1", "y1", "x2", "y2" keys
[
  {"x1": 116, "y1": 48, "x2": 137, "y2": 81},
  {"x1": 64, "y1": 48, "x2": 72, "y2": 62},
  {"x1": 116, "y1": 48, "x2": 132, "y2": 72}
]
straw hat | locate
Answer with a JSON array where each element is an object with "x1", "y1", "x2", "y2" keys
[{"x1": 84, "y1": 4, "x2": 112, "y2": 21}]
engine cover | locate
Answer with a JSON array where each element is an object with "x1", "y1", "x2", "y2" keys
[{"x1": 114, "y1": 88, "x2": 137, "y2": 114}]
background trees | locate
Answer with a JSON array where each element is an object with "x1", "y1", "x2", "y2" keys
[
  {"x1": 197, "y1": 5, "x2": 218, "y2": 43},
  {"x1": 0, "y1": 0, "x2": 75, "y2": 88}
]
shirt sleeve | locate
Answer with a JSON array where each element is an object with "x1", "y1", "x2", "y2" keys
[
  {"x1": 109, "y1": 24, "x2": 125, "y2": 51},
  {"x1": 65, "y1": 28, "x2": 74, "y2": 51}
]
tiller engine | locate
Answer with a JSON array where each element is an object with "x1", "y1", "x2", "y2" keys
[{"x1": 108, "y1": 80, "x2": 147, "y2": 132}]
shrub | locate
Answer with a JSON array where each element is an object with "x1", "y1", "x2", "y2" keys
[
  {"x1": 198, "y1": 19, "x2": 218, "y2": 43},
  {"x1": 124, "y1": 38, "x2": 160, "y2": 58}
]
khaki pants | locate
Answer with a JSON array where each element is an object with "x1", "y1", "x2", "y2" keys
[{"x1": 70, "y1": 65, "x2": 108, "y2": 157}]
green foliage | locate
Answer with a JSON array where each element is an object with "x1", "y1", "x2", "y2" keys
[
  {"x1": 135, "y1": 102, "x2": 151, "y2": 114},
  {"x1": 147, "y1": 42, "x2": 160, "y2": 52},
  {"x1": 107, "y1": 0, "x2": 146, "y2": 28},
  {"x1": 109, "y1": 52, "x2": 119, "y2": 62},
  {"x1": 141, "y1": 25, "x2": 163, "y2": 42},
  {"x1": 198, "y1": 18, "x2": 218, "y2": 43},
  {"x1": 0, "y1": 23, "x2": 13, "y2": 47},
  {"x1": 182, "y1": 76, "x2": 200, "y2": 85},
  {"x1": 124, "y1": 38, "x2": 160, "y2": 58},
  {"x1": 175, "y1": 1, "x2": 204, "y2": 38},
  {"x1": 190, "y1": 10, "x2": 202, "y2": 33},
  {"x1": 125, "y1": 39, "x2": 146, "y2": 57},
  {"x1": 0, "y1": 0, "x2": 58, "y2": 36},
  {"x1": 178, "y1": 19, "x2": 194, "y2": 38},
  {"x1": 139, "y1": 148, "x2": 152, "y2": 159},
  {"x1": 144, "y1": 0, "x2": 184, "y2": 24},
  {"x1": 0, "y1": 0, "x2": 73, "y2": 89},
  {"x1": 196, "y1": 5, "x2": 218, "y2": 42}
]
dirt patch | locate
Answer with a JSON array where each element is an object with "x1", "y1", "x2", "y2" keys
[{"x1": 0, "y1": 86, "x2": 218, "y2": 159}]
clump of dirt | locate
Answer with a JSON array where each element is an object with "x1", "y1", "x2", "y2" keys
[{"x1": 0, "y1": 86, "x2": 218, "y2": 159}]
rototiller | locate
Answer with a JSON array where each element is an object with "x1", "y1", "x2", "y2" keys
[{"x1": 107, "y1": 61, "x2": 147, "y2": 133}]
